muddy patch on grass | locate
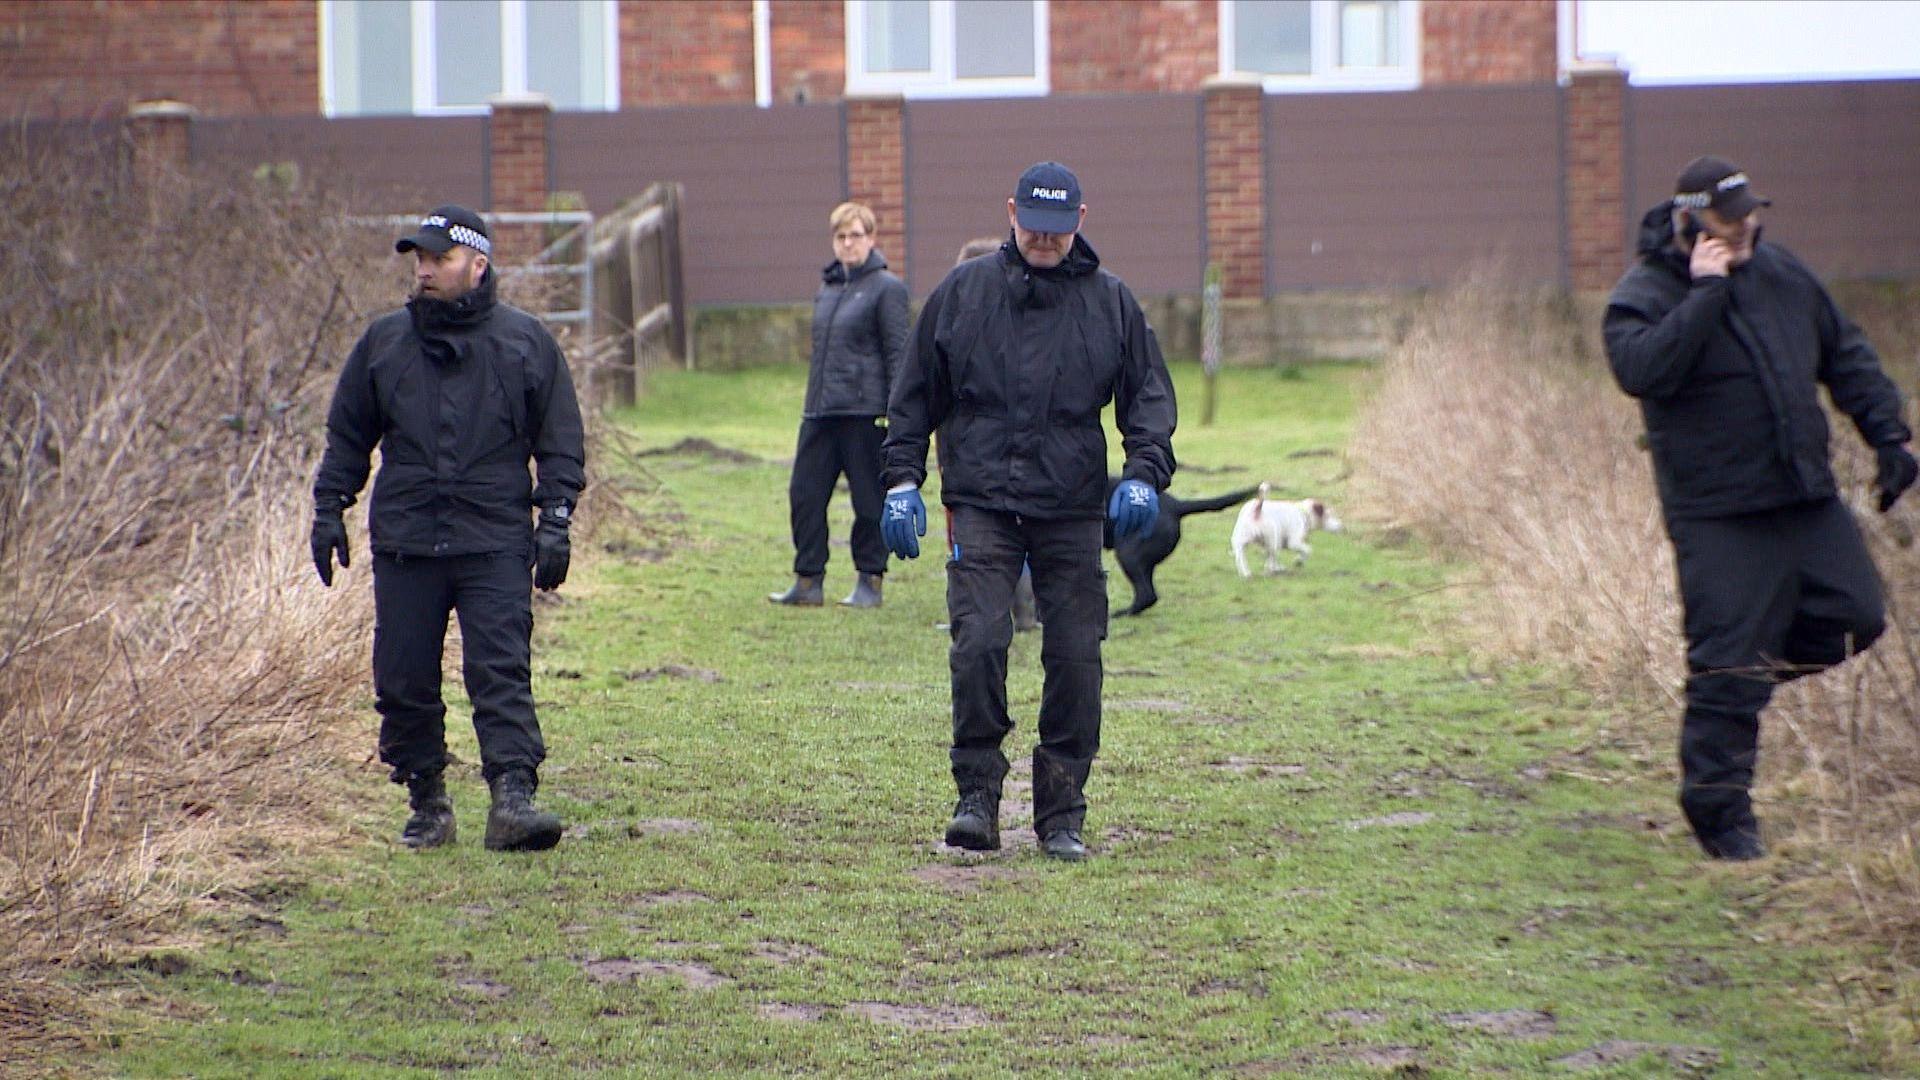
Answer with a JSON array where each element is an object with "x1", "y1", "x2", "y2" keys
[
  {"x1": 1552, "y1": 1041, "x2": 1722, "y2": 1070},
  {"x1": 1193, "y1": 977, "x2": 1267, "y2": 998},
  {"x1": 636, "y1": 436, "x2": 760, "y2": 464},
  {"x1": 910, "y1": 863, "x2": 1025, "y2": 893},
  {"x1": 454, "y1": 978, "x2": 513, "y2": 1000},
  {"x1": 1109, "y1": 697, "x2": 1189, "y2": 712},
  {"x1": 1668, "y1": 956, "x2": 1731, "y2": 989},
  {"x1": 759, "y1": 1002, "x2": 828, "y2": 1022},
  {"x1": 1211, "y1": 757, "x2": 1308, "y2": 778},
  {"x1": 628, "y1": 818, "x2": 707, "y2": 837},
  {"x1": 845, "y1": 1001, "x2": 989, "y2": 1031},
  {"x1": 751, "y1": 941, "x2": 824, "y2": 965},
  {"x1": 622, "y1": 665, "x2": 722, "y2": 684},
  {"x1": 1324, "y1": 1009, "x2": 1388, "y2": 1026},
  {"x1": 1345, "y1": 811, "x2": 1436, "y2": 829},
  {"x1": 1439, "y1": 1009, "x2": 1556, "y2": 1038},
  {"x1": 1245, "y1": 1045, "x2": 1422, "y2": 1076},
  {"x1": 637, "y1": 890, "x2": 712, "y2": 906},
  {"x1": 580, "y1": 958, "x2": 731, "y2": 989}
]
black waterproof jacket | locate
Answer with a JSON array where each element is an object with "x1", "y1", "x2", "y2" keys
[
  {"x1": 1604, "y1": 204, "x2": 1908, "y2": 520},
  {"x1": 883, "y1": 235, "x2": 1177, "y2": 520},
  {"x1": 313, "y1": 270, "x2": 587, "y2": 557},
  {"x1": 804, "y1": 249, "x2": 910, "y2": 418}
]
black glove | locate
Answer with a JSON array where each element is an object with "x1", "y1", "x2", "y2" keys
[
  {"x1": 532, "y1": 506, "x2": 572, "y2": 591},
  {"x1": 311, "y1": 506, "x2": 350, "y2": 586},
  {"x1": 1877, "y1": 444, "x2": 1918, "y2": 512}
]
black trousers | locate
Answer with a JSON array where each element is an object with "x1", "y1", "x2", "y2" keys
[
  {"x1": 373, "y1": 552, "x2": 545, "y2": 785},
  {"x1": 1669, "y1": 497, "x2": 1885, "y2": 836},
  {"x1": 788, "y1": 416, "x2": 888, "y2": 577},
  {"x1": 946, "y1": 505, "x2": 1108, "y2": 836}
]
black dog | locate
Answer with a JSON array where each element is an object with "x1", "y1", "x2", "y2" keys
[{"x1": 1104, "y1": 478, "x2": 1259, "y2": 617}]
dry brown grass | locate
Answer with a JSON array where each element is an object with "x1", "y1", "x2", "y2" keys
[
  {"x1": 0, "y1": 142, "x2": 454, "y2": 1067},
  {"x1": 1351, "y1": 270, "x2": 1920, "y2": 1061}
]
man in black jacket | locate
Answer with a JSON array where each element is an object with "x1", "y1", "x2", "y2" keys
[
  {"x1": 312, "y1": 205, "x2": 586, "y2": 853},
  {"x1": 1605, "y1": 158, "x2": 1917, "y2": 860},
  {"x1": 881, "y1": 162, "x2": 1177, "y2": 861}
]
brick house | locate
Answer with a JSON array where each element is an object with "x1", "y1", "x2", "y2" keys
[{"x1": 9, "y1": 2, "x2": 1915, "y2": 305}]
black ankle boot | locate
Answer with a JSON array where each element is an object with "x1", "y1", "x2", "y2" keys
[
  {"x1": 768, "y1": 575, "x2": 824, "y2": 606},
  {"x1": 400, "y1": 771, "x2": 455, "y2": 849},
  {"x1": 839, "y1": 573, "x2": 883, "y2": 608},
  {"x1": 944, "y1": 789, "x2": 1001, "y2": 851},
  {"x1": 484, "y1": 769, "x2": 563, "y2": 852}
]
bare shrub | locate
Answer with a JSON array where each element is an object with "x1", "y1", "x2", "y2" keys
[
  {"x1": 1352, "y1": 270, "x2": 1920, "y2": 1061},
  {"x1": 0, "y1": 137, "x2": 592, "y2": 1062}
]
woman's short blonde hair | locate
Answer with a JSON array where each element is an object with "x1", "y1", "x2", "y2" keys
[{"x1": 829, "y1": 201, "x2": 877, "y2": 235}]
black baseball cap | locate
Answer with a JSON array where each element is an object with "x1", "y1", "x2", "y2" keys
[
  {"x1": 1012, "y1": 161, "x2": 1082, "y2": 234},
  {"x1": 1672, "y1": 156, "x2": 1770, "y2": 219},
  {"x1": 395, "y1": 204, "x2": 492, "y2": 256}
]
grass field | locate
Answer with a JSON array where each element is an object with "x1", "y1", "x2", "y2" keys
[{"x1": 84, "y1": 362, "x2": 1889, "y2": 1077}]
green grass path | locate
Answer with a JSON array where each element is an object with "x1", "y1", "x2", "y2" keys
[{"x1": 94, "y1": 363, "x2": 1883, "y2": 1077}]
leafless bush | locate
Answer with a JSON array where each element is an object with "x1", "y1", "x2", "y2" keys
[
  {"x1": 1352, "y1": 269, "x2": 1920, "y2": 1060},
  {"x1": 0, "y1": 141, "x2": 437, "y2": 1061}
]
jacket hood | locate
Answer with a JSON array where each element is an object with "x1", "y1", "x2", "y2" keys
[
  {"x1": 409, "y1": 266, "x2": 498, "y2": 338},
  {"x1": 1001, "y1": 232, "x2": 1100, "y2": 278},
  {"x1": 1636, "y1": 201, "x2": 1678, "y2": 259},
  {"x1": 822, "y1": 248, "x2": 889, "y2": 284}
]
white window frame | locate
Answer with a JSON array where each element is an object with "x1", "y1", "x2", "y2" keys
[
  {"x1": 320, "y1": 0, "x2": 621, "y2": 117},
  {"x1": 845, "y1": 0, "x2": 1050, "y2": 99},
  {"x1": 1218, "y1": 0, "x2": 1421, "y2": 92}
]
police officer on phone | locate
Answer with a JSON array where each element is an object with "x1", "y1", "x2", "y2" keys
[
  {"x1": 1604, "y1": 157, "x2": 1916, "y2": 860},
  {"x1": 881, "y1": 162, "x2": 1177, "y2": 861},
  {"x1": 312, "y1": 205, "x2": 585, "y2": 853}
]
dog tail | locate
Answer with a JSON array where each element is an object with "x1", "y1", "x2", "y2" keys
[
  {"x1": 1161, "y1": 484, "x2": 1262, "y2": 518},
  {"x1": 1253, "y1": 481, "x2": 1270, "y2": 521}
]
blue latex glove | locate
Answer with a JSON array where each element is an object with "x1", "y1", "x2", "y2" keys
[
  {"x1": 1107, "y1": 479, "x2": 1159, "y2": 540},
  {"x1": 882, "y1": 488, "x2": 927, "y2": 559}
]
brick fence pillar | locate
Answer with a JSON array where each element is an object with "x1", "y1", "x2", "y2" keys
[
  {"x1": 126, "y1": 100, "x2": 195, "y2": 210},
  {"x1": 845, "y1": 92, "x2": 906, "y2": 278},
  {"x1": 487, "y1": 93, "x2": 554, "y2": 262},
  {"x1": 1564, "y1": 60, "x2": 1629, "y2": 291},
  {"x1": 1203, "y1": 75, "x2": 1265, "y2": 299}
]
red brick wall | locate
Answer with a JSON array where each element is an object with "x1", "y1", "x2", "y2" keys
[
  {"x1": 0, "y1": 0, "x2": 318, "y2": 119},
  {"x1": 1421, "y1": 0, "x2": 1558, "y2": 85},
  {"x1": 490, "y1": 100, "x2": 550, "y2": 211},
  {"x1": 1204, "y1": 78, "x2": 1264, "y2": 298},
  {"x1": 771, "y1": 0, "x2": 844, "y2": 105},
  {"x1": 1051, "y1": 0, "x2": 1217, "y2": 94},
  {"x1": 619, "y1": 0, "x2": 754, "y2": 106},
  {"x1": 846, "y1": 95, "x2": 905, "y2": 265},
  {"x1": 1565, "y1": 64, "x2": 1628, "y2": 290}
]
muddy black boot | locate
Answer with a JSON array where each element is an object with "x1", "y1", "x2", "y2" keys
[
  {"x1": 484, "y1": 769, "x2": 563, "y2": 852},
  {"x1": 945, "y1": 789, "x2": 1001, "y2": 851},
  {"x1": 768, "y1": 575, "x2": 824, "y2": 606},
  {"x1": 399, "y1": 771, "x2": 455, "y2": 850},
  {"x1": 839, "y1": 573, "x2": 883, "y2": 609}
]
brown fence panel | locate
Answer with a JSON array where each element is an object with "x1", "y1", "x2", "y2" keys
[
  {"x1": 192, "y1": 116, "x2": 486, "y2": 211},
  {"x1": 904, "y1": 95, "x2": 1203, "y2": 297},
  {"x1": 552, "y1": 105, "x2": 844, "y2": 306},
  {"x1": 1264, "y1": 85, "x2": 1562, "y2": 291},
  {"x1": 1630, "y1": 80, "x2": 1920, "y2": 281},
  {"x1": 8, "y1": 120, "x2": 118, "y2": 166}
]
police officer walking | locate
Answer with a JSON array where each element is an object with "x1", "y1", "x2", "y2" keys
[
  {"x1": 312, "y1": 205, "x2": 586, "y2": 852},
  {"x1": 1605, "y1": 158, "x2": 1917, "y2": 860},
  {"x1": 881, "y1": 162, "x2": 1177, "y2": 861}
]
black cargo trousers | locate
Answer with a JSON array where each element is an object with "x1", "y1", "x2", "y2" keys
[
  {"x1": 946, "y1": 505, "x2": 1108, "y2": 838},
  {"x1": 372, "y1": 551, "x2": 545, "y2": 785},
  {"x1": 1669, "y1": 497, "x2": 1885, "y2": 838},
  {"x1": 789, "y1": 416, "x2": 890, "y2": 579}
]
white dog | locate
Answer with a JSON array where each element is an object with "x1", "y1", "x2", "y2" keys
[{"x1": 1230, "y1": 483, "x2": 1342, "y2": 577}]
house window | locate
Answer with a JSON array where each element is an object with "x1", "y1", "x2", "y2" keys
[
  {"x1": 846, "y1": 0, "x2": 1049, "y2": 98},
  {"x1": 322, "y1": 0, "x2": 618, "y2": 116},
  {"x1": 1220, "y1": 0, "x2": 1419, "y2": 89}
]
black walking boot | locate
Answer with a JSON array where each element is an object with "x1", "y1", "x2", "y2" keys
[
  {"x1": 839, "y1": 573, "x2": 883, "y2": 609},
  {"x1": 484, "y1": 769, "x2": 564, "y2": 852},
  {"x1": 945, "y1": 788, "x2": 1001, "y2": 851},
  {"x1": 399, "y1": 771, "x2": 455, "y2": 850},
  {"x1": 1040, "y1": 828, "x2": 1087, "y2": 862},
  {"x1": 768, "y1": 575, "x2": 824, "y2": 606}
]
